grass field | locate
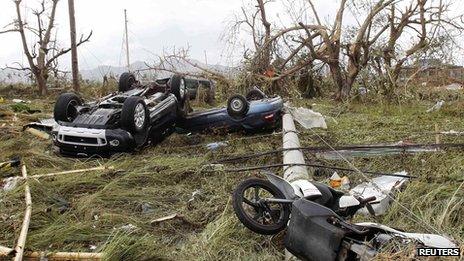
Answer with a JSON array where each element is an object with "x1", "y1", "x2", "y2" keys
[{"x1": 0, "y1": 84, "x2": 463, "y2": 260}]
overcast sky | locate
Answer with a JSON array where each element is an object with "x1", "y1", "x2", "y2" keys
[
  {"x1": 0, "y1": 0, "x2": 461, "y2": 71},
  {"x1": 0, "y1": 0, "x2": 251, "y2": 69}
]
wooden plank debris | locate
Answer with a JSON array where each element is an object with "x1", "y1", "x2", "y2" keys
[{"x1": 14, "y1": 165, "x2": 32, "y2": 261}]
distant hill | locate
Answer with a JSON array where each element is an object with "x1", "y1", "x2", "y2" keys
[
  {"x1": 0, "y1": 69, "x2": 31, "y2": 84},
  {"x1": 0, "y1": 59, "x2": 236, "y2": 83}
]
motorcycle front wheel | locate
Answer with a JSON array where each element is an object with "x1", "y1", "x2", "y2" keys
[{"x1": 232, "y1": 178, "x2": 291, "y2": 235}]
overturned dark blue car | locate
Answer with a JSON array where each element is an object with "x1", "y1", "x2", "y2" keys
[{"x1": 177, "y1": 88, "x2": 283, "y2": 133}]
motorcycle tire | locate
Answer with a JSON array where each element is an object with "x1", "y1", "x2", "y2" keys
[{"x1": 232, "y1": 178, "x2": 290, "y2": 235}]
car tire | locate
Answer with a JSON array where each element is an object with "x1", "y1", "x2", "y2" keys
[
  {"x1": 227, "y1": 94, "x2": 249, "y2": 118},
  {"x1": 119, "y1": 72, "x2": 137, "y2": 92},
  {"x1": 54, "y1": 93, "x2": 82, "y2": 122},
  {"x1": 232, "y1": 178, "x2": 290, "y2": 235},
  {"x1": 121, "y1": 96, "x2": 148, "y2": 133},
  {"x1": 246, "y1": 89, "x2": 266, "y2": 101},
  {"x1": 169, "y1": 74, "x2": 187, "y2": 105}
]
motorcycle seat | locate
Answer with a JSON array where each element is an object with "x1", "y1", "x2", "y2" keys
[{"x1": 307, "y1": 182, "x2": 345, "y2": 209}]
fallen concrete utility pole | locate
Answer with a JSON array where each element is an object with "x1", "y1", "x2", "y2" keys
[
  {"x1": 282, "y1": 113, "x2": 311, "y2": 182},
  {"x1": 282, "y1": 113, "x2": 311, "y2": 260},
  {"x1": 14, "y1": 165, "x2": 32, "y2": 261}
]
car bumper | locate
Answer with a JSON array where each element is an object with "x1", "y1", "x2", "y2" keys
[{"x1": 52, "y1": 126, "x2": 136, "y2": 156}]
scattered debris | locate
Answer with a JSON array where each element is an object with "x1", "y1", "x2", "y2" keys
[
  {"x1": 426, "y1": 100, "x2": 444, "y2": 112},
  {"x1": 150, "y1": 214, "x2": 179, "y2": 224},
  {"x1": 14, "y1": 165, "x2": 32, "y2": 261},
  {"x1": 358, "y1": 87, "x2": 368, "y2": 96},
  {"x1": 12, "y1": 99, "x2": 30, "y2": 104},
  {"x1": 440, "y1": 130, "x2": 464, "y2": 135},
  {"x1": 1, "y1": 166, "x2": 115, "y2": 190},
  {"x1": 203, "y1": 163, "x2": 224, "y2": 171},
  {"x1": 206, "y1": 141, "x2": 228, "y2": 151},
  {"x1": 25, "y1": 127, "x2": 50, "y2": 139},
  {"x1": 438, "y1": 83, "x2": 463, "y2": 91},
  {"x1": 119, "y1": 224, "x2": 138, "y2": 232},
  {"x1": 24, "y1": 118, "x2": 57, "y2": 133},
  {"x1": 329, "y1": 172, "x2": 342, "y2": 188},
  {"x1": 0, "y1": 245, "x2": 14, "y2": 257},
  {"x1": 350, "y1": 173, "x2": 409, "y2": 216},
  {"x1": 187, "y1": 189, "x2": 202, "y2": 204},
  {"x1": 355, "y1": 222, "x2": 458, "y2": 248},
  {"x1": 23, "y1": 251, "x2": 102, "y2": 260},
  {"x1": 340, "y1": 176, "x2": 350, "y2": 190},
  {"x1": 0, "y1": 156, "x2": 21, "y2": 171},
  {"x1": 27, "y1": 166, "x2": 114, "y2": 180},
  {"x1": 317, "y1": 143, "x2": 439, "y2": 160},
  {"x1": 141, "y1": 203, "x2": 155, "y2": 214},
  {"x1": 286, "y1": 105, "x2": 327, "y2": 129},
  {"x1": 1, "y1": 177, "x2": 18, "y2": 191}
]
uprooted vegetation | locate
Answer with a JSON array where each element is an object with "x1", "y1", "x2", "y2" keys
[{"x1": 0, "y1": 84, "x2": 463, "y2": 260}]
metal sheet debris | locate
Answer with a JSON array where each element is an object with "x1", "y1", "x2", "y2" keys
[
  {"x1": 24, "y1": 118, "x2": 57, "y2": 133},
  {"x1": 426, "y1": 100, "x2": 444, "y2": 112},
  {"x1": 1, "y1": 177, "x2": 18, "y2": 192},
  {"x1": 317, "y1": 145, "x2": 439, "y2": 160},
  {"x1": 350, "y1": 173, "x2": 409, "y2": 216},
  {"x1": 206, "y1": 141, "x2": 228, "y2": 151},
  {"x1": 356, "y1": 222, "x2": 457, "y2": 248},
  {"x1": 285, "y1": 105, "x2": 327, "y2": 129}
]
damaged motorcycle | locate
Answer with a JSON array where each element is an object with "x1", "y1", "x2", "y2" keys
[{"x1": 232, "y1": 173, "x2": 458, "y2": 260}]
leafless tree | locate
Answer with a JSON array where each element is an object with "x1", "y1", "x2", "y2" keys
[
  {"x1": 145, "y1": 47, "x2": 233, "y2": 88},
  {"x1": 0, "y1": 0, "x2": 92, "y2": 95},
  {"x1": 231, "y1": 0, "x2": 463, "y2": 99}
]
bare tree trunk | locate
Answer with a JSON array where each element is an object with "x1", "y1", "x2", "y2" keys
[
  {"x1": 256, "y1": 0, "x2": 271, "y2": 73},
  {"x1": 0, "y1": 0, "x2": 91, "y2": 95},
  {"x1": 327, "y1": 62, "x2": 345, "y2": 100},
  {"x1": 36, "y1": 72, "x2": 47, "y2": 95}
]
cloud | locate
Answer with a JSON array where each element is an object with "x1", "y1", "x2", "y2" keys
[{"x1": 0, "y1": 0, "x2": 242, "y2": 70}]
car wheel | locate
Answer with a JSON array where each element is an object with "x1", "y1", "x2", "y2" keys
[
  {"x1": 119, "y1": 72, "x2": 137, "y2": 92},
  {"x1": 227, "y1": 94, "x2": 249, "y2": 118},
  {"x1": 169, "y1": 74, "x2": 187, "y2": 105},
  {"x1": 232, "y1": 178, "x2": 290, "y2": 235},
  {"x1": 54, "y1": 93, "x2": 82, "y2": 122},
  {"x1": 121, "y1": 96, "x2": 148, "y2": 133},
  {"x1": 246, "y1": 89, "x2": 266, "y2": 101}
]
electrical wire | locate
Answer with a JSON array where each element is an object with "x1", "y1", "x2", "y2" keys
[
  {"x1": 213, "y1": 142, "x2": 464, "y2": 163},
  {"x1": 206, "y1": 162, "x2": 416, "y2": 178},
  {"x1": 307, "y1": 125, "x2": 446, "y2": 235}
]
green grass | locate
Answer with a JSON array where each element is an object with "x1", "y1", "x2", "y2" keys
[{"x1": 0, "y1": 84, "x2": 463, "y2": 260}]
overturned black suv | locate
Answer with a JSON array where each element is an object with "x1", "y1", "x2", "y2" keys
[{"x1": 52, "y1": 73, "x2": 187, "y2": 156}]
